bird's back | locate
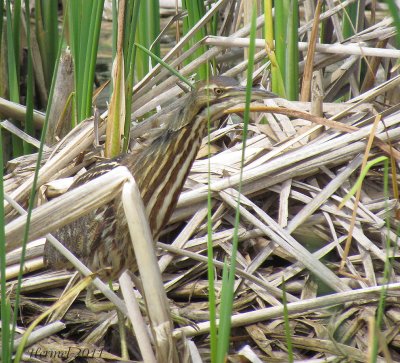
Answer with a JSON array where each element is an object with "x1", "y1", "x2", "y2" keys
[
  {"x1": 44, "y1": 154, "x2": 137, "y2": 278},
  {"x1": 44, "y1": 115, "x2": 207, "y2": 278}
]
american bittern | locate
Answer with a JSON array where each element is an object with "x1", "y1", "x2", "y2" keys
[{"x1": 44, "y1": 76, "x2": 276, "y2": 279}]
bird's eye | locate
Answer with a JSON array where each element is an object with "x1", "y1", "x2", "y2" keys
[{"x1": 214, "y1": 88, "x2": 224, "y2": 96}]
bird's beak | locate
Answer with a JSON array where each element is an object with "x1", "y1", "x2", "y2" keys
[
  {"x1": 231, "y1": 86, "x2": 278, "y2": 101},
  {"x1": 252, "y1": 87, "x2": 278, "y2": 100}
]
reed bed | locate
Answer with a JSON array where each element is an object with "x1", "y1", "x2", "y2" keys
[{"x1": 2, "y1": 1, "x2": 400, "y2": 362}]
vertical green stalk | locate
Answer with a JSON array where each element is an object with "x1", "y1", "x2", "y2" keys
[
  {"x1": 181, "y1": 0, "x2": 208, "y2": 80},
  {"x1": 10, "y1": 12, "x2": 66, "y2": 358},
  {"x1": 264, "y1": 0, "x2": 276, "y2": 89},
  {"x1": 81, "y1": 1, "x2": 104, "y2": 119},
  {"x1": 384, "y1": 0, "x2": 400, "y2": 47},
  {"x1": 24, "y1": 0, "x2": 34, "y2": 154},
  {"x1": 216, "y1": 5, "x2": 258, "y2": 362},
  {"x1": 342, "y1": 1, "x2": 361, "y2": 95},
  {"x1": 134, "y1": 0, "x2": 160, "y2": 79},
  {"x1": 205, "y1": 68, "x2": 217, "y2": 363},
  {"x1": 77, "y1": 3, "x2": 88, "y2": 101},
  {"x1": 274, "y1": 0, "x2": 288, "y2": 86},
  {"x1": 342, "y1": 1, "x2": 357, "y2": 38},
  {"x1": 0, "y1": 126, "x2": 11, "y2": 363},
  {"x1": 135, "y1": 1, "x2": 150, "y2": 80},
  {"x1": 122, "y1": 0, "x2": 133, "y2": 72},
  {"x1": 123, "y1": 0, "x2": 141, "y2": 151},
  {"x1": 148, "y1": 0, "x2": 160, "y2": 67},
  {"x1": 208, "y1": 0, "x2": 218, "y2": 73},
  {"x1": 12, "y1": 0, "x2": 21, "y2": 83},
  {"x1": 35, "y1": 0, "x2": 59, "y2": 91},
  {"x1": 112, "y1": 0, "x2": 118, "y2": 62},
  {"x1": 110, "y1": 0, "x2": 119, "y2": 98},
  {"x1": 67, "y1": 0, "x2": 79, "y2": 114},
  {"x1": 209, "y1": 0, "x2": 218, "y2": 35},
  {"x1": 0, "y1": 1, "x2": 4, "y2": 57},
  {"x1": 264, "y1": 0, "x2": 285, "y2": 96},
  {"x1": 42, "y1": 0, "x2": 58, "y2": 84},
  {"x1": 6, "y1": 0, "x2": 23, "y2": 156},
  {"x1": 285, "y1": 0, "x2": 299, "y2": 100},
  {"x1": 68, "y1": 0, "x2": 104, "y2": 122},
  {"x1": 370, "y1": 158, "x2": 391, "y2": 363},
  {"x1": 125, "y1": 0, "x2": 141, "y2": 69}
]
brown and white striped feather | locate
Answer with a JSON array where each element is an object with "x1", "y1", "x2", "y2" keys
[{"x1": 44, "y1": 116, "x2": 207, "y2": 279}]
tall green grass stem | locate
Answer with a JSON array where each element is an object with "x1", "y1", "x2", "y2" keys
[
  {"x1": 10, "y1": 14, "x2": 66, "y2": 357},
  {"x1": 385, "y1": 0, "x2": 400, "y2": 47},
  {"x1": 0, "y1": 125, "x2": 11, "y2": 363},
  {"x1": 24, "y1": 0, "x2": 34, "y2": 154},
  {"x1": 285, "y1": 0, "x2": 299, "y2": 100},
  {"x1": 182, "y1": 0, "x2": 208, "y2": 80},
  {"x1": 206, "y1": 68, "x2": 218, "y2": 363},
  {"x1": 370, "y1": 158, "x2": 390, "y2": 362},
  {"x1": 123, "y1": 0, "x2": 141, "y2": 151},
  {"x1": 216, "y1": 5, "x2": 258, "y2": 362},
  {"x1": 6, "y1": 0, "x2": 23, "y2": 156}
]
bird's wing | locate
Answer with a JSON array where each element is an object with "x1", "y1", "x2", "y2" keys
[{"x1": 71, "y1": 155, "x2": 125, "y2": 188}]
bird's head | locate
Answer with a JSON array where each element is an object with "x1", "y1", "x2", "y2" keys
[
  {"x1": 194, "y1": 76, "x2": 277, "y2": 111},
  {"x1": 169, "y1": 76, "x2": 277, "y2": 131}
]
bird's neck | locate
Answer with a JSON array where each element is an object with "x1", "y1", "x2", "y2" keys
[
  {"x1": 129, "y1": 114, "x2": 208, "y2": 238},
  {"x1": 168, "y1": 93, "x2": 202, "y2": 131}
]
